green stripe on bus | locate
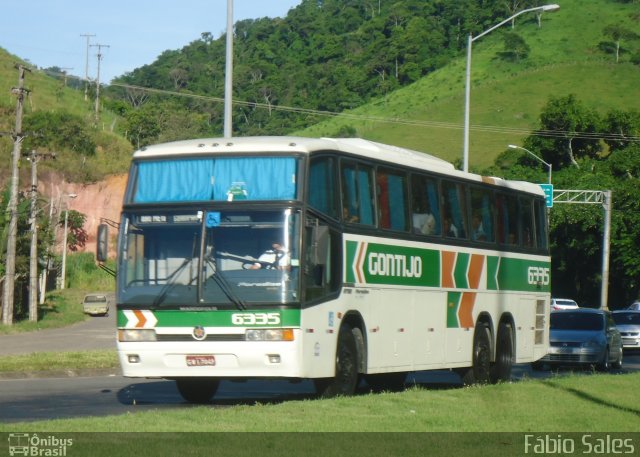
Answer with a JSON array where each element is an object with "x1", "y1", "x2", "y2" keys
[
  {"x1": 453, "y1": 253, "x2": 469, "y2": 289},
  {"x1": 118, "y1": 309, "x2": 301, "y2": 328},
  {"x1": 494, "y1": 258, "x2": 550, "y2": 292},
  {"x1": 486, "y1": 256, "x2": 500, "y2": 290},
  {"x1": 447, "y1": 292, "x2": 462, "y2": 328}
]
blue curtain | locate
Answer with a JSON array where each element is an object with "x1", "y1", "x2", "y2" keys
[
  {"x1": 387, "y1": 174, "x2": 406, "y2": 230},
  {"x1": 447, "y1": 186, "x2": 465, "y2": 237},
  {"x1": 481, "y1": 194, "x2": 494, "y2": 242},
  {"x1": 134, "y1": 159, "x2": 215, "y2": 203},
  {"x1": 212, "y1": 157, "x2": 296, "y2": 200},
  {"x1": 133, "y1": 157, "x2": 296, "y2": 203},
  {"x1": 426, "y1": 181, "x2": 441, "y2": 235},
  {"x1": 358, "y1": 168, "x2": 374, "y2": 225}
]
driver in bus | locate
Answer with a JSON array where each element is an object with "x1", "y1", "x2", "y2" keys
[{"x1": 249, "y1": 242, "x2": 290, "y2": 270}]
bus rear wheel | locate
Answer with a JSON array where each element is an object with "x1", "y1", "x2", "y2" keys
[
  {"x1": 315, "y1": 325, "x2": 360, "y2": 398},
  {"x1": 175, "y1": 378, "x2": 220, "y2": 403},
  {"x1": 490, "y1": 323, "x2": 514, "y2": 383},
  {"x1": 462, "y1": 323, "x2": 492, "y2": 386}
]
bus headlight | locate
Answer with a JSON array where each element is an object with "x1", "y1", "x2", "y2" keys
[
  {"x1": 245, "y1": 329, "x2": 294, "y2": 341},
  {"x1": 118, "y1": 329, "x2": 157, "y2": 342}
]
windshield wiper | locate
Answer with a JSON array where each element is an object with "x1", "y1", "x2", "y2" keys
[
  {"x1": 204, "y1": 256, "x2": 247, "y2": 311},
  {"x1": 151, "y1": 257, "x2": 197, "y2": 308}
]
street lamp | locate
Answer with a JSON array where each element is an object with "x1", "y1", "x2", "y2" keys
[
  {"x1": 463, "y1": 4, "x2": 560, "y2": 173},
  {"x1": 60, "y1": 193, "x2": 78, "y2": 290},
  {"x1": 508, "y1": 144, "x2": 552, "y2": 184}
]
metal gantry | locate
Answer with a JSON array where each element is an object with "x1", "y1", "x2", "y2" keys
[{"x1": 553, "y1": 189, "x2": 612, "y2": 310}]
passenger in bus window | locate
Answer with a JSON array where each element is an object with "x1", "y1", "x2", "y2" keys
[
  {"x1": 343, "y1": 206, "x2": 359, "y2": 223},
  {"x1": 444, "y1": 216, "x2": 459, "y2": 238},
  {"x1": 471, "y1": 213, "x2": 487, "y2": 241},
  {"x1": 412, "y1": 197, "x2": 435, "y2": 235}
]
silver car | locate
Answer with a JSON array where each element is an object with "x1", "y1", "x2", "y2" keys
[
  {"x1": 612, "y1": 310, "x2": 640, "y2": 350},
  {"x1": 536, "y1": 308, "x2": 623, "y2": 371},
  {"x1": 550, "y1": 298, "x2": 579, "y2": 311},
  {"x1": 82, "y1": 293, "x2": 110, "y2": 316}
]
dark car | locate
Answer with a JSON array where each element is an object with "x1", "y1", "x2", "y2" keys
[
  {"x1": 612, "y1": 310, "x2": 640, "y2": 350},
  {"x1": 535, "y1": 308, "x2": 623, "y2": 371}
]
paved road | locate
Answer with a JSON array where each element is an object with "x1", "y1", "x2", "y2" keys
[
  {"x1": 0, "y1": 311, "x2": 116, "y2": 356},
  {"x1": 1, "y1": 358, "x2": 638, "y2": 423}
]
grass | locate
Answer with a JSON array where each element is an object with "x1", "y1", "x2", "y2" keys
[
  {"x1": 0, "y1": 349, "x2": 118, "y2": 373},
  {"x1": 0, "y1": 253, "x2": 115, "y2": 335},
  {"x1": 1, "y1": 372, "x2": 638, "y2": 432}
]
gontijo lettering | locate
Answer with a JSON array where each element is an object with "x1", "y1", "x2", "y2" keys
[{"x1": 368, "y1": 252, "x2": 422, "y2": 278}]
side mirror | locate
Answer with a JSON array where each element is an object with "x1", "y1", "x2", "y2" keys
[{"x1": 96, "y1": 224, "x2": 109, "y2": 262}]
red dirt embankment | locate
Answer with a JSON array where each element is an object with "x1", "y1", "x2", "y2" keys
[{"x1": 44, "y1": 174, "x2": 127, "y2": 255}]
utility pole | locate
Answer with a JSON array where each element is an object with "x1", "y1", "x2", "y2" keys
[
  {"x1": 2, "y1": 65, "x2": 30, "y2": 326},
  {"x1": 59, "y1": 67, "x2": 74, "y2": 87},
  {"x1": 26, "y1": 150, "x2": 55, "y2": 322},
  {"x1": 224, "y1": 0, "x2": 233, "y2": 138},
  {"x1": 80, "y1": 33, "x2": 95, "y2": 101},
  {"x1": 91, "y1": 43, "x2": 109, "y2": 122}
]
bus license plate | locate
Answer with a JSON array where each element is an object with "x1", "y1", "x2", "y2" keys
[{"x1": 186, "y1": 355, "x2": 216, "y2": 367}]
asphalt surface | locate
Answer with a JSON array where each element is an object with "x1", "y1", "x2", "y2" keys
[{"x1": 0, "y1": 309, "x2": 117, "y2": 357}]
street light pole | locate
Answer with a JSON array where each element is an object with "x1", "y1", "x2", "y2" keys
[
  {"x1": 508, "y1": 144, "x2": 552, "y2": 184},
  {"x1": 60, "y1": 193, "x2": 77, "y2": 290},
  {"x1": 463, "y1": 4, "x2": 560, "y2": 173}
]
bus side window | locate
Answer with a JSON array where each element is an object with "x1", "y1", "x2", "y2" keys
[
  {"x1": 341, "y1": 161, "x2": 375, "y2": 226},
  {"x1": 304, "y1": 218, "x2": 340, "y2": 301},
  {"x1": 442, "y1": 181, "x2": 467, "y2": 239},
  {"x1": 377, "y1": 168, "x2": 408, "y2": 231},
  {"x1": 470, "y1": 187, "x2": 494, "y2": 243},
  {"x1": 496, "y1": 193, "x2": 518, "y2": 246},
  {"x1": 308, "y1": 157, "x2": 338, "y2": 219},
  {"x1": 410, "y1": 174, "x2": 440, "y2": 236},
  {"x1": 519, "y1": 196, "x2": 534, "y2": 248},
  {"x1": 534, "y1": 199, "x2": 548, "y2": 250}
]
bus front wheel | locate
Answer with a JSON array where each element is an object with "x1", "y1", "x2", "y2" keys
[
  {"x1": 175, "y1": 378, "x2": 220, "y2": 403},
  {"x1": 462, "y1": 323, "x2": 492, "y2": 386},
  {"x1": 315, "y1": 325, "x2": 360, "y2": 397}
]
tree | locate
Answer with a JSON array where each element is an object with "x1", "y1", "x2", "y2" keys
[
  {"x1": 601, "y1": 24, "x2": 639, "y2": 63},
  {"x1": 499, "y1": 31, "x2": 531, "y2": 61},
  {"x1": 525, "y1": 94, "x2": 602, "y2": 170},
  {"x1": 603, "y1": 109, "x2": 640, "y2": 153}
]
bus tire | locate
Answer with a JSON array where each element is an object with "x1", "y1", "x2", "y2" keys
[
  {"x1": 365, "y1": 372, "x2": 407, "y2": 392},
  {"x1": 175, "y1": 378, "x2": 220, "y2": 403},
  {"x1": 315, "y1": 325, "x2": 360, "y2": 397},
  {"x1": 461, "y1": 323, "x2": 492, "y2": 386},
  {"x1": 490, "y1": 323, "x2": 514, "y2": 383}
]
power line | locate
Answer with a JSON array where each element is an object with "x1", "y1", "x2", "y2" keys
[{"x1": 37, "y1": 70, "x2": 640, "y2": 145}]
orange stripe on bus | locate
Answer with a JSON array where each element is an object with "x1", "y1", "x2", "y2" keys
[
  {"x1": 441, "y1": 251, "x2": 455, "y2": 288},
  {"x1": 134, "y1": 310, "x2": 147, "y2": 328},
  {"x1": 458, "y1": 292, "x2": 476, "y2": 328},
  {"x1": 467, "y1": 254, "x2": 485, "y2": 289}
]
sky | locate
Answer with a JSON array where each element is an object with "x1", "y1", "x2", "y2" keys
[{"x1": 0, "y1": 0, "x2": 303, "y2": 83}]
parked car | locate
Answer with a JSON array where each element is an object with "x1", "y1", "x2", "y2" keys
[
  {"x1": 550, "y1": 298, "x2": 579, "y2": 310},
  {"x1": 82, "y1": 293, "x2": 110, "y2": 316},
  {"x1": 534, "y1": 308, "x2": 623, "y2": 371},
  {"x1": 612, "y1": 310, "x2": 640, "y2": 350},
  {"x1": 628, "y1": 302, "x2": 640, "y2": 311}
]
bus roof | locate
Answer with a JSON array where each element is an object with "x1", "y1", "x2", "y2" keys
[{"x1": 133, "y1": 136, "x2": 544, "y2": 197}]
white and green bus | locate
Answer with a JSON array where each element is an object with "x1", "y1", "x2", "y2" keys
[{"x1": 98, "y1": 136, "x2": 550, "y2": 402}]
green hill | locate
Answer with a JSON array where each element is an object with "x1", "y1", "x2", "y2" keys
[
  {"x1": 0, "y1": 48, "x2": 132, "y2": 182},
  {"x1": 299, "y1": 0, "x2": 640, "y2": 169}
]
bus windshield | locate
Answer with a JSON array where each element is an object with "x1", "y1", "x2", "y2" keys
[{"x1": 118, "y1": 209, "x2": 300, "y2": 307}]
